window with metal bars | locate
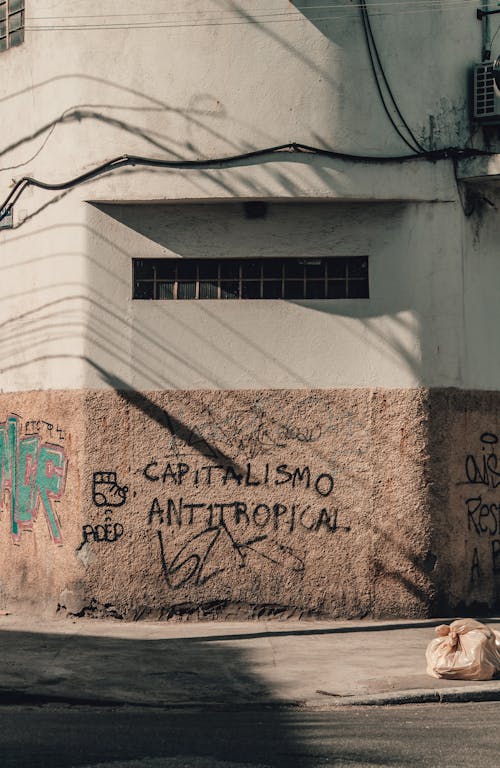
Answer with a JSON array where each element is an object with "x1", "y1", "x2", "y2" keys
[
  {"x1": 0, "y1": 0, "x2": 24, "y2": 52},
  {"x1": 133, "y1": 257, "x2": 369, "y2": 300}
]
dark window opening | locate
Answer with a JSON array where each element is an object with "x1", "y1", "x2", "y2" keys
[
  {"x1": 133, "y1": 257, "x2": 369, "y2": 300},
  {"x1": 0, "y1": 1, "x2": 25, "y2": 52}
]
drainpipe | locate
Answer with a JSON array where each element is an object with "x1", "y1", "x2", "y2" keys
[{"x1": 483, "y1": 1, "x2": 491, "y2": 60}]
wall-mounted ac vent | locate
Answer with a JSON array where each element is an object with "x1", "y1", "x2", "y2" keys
[{"x1": 472, "y1": 61, "x2": 500, "y2": 123}]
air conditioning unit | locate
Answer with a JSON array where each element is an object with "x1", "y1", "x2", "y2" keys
[{"x1": 472, "y1": 60, "x2": 500, "y2": 124}]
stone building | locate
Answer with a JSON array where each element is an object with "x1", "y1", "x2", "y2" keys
[{"x1": 0, "y1": 0, "x2": 499, "y2": 619}]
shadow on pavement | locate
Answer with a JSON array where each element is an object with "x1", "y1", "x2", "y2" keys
[
  {"x1": 0, "y1": 627, "x2": 414, "y2": 768},
  {"x1": 160, "y1": 618, "x2": 500, "y2": 644}
]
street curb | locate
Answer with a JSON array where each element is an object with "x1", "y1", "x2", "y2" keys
[
  {"x1": 316, "y1": 685, "x2": 500, "y2": 707},
  {"x1": 3, "y1": 679, "x2": 500, "y2": 711},
  {"x1": 0, "y1": 687, "x2": 306, "y2": 711},
  {"x1": 3, "y1": 686, "x2": 500, "y2": 710},
  {"x1": 0, "y1": 689, "x2": 139, "y2": 708}
]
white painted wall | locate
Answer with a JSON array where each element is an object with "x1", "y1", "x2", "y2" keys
[
  {"x1": 0, "y1": 0, "x2": 483, "y2": 168},
  {"x1": 462, "y1": 186, "x2": 500, "y2": 390},
  {"x1": 0, "y1": 1, "x2": 498, "y2": 392},
  {"x1": 81, "y1": 199, "x2": 464, "y2": 391}
]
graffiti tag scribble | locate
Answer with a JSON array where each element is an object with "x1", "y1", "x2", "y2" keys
[
  {"x1": 157, "y1": 522, "x2": 306, "y2": 589},
  {"x1": 460, "y1": 432, "x2": 500, "y2": 489}
]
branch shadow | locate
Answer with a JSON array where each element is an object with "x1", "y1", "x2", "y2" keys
[{"x1": 92, "y1": 361, "x2": 245, "y2": 473}]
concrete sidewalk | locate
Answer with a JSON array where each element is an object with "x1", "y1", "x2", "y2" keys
[{"x1": 0, "y1": 614, "x2": 499, "y2": 709}]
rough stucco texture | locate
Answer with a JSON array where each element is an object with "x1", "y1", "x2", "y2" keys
[
  {"x1": 0, "y1": 388, "x2": 497, "y2": 620},
  {"x1": 429, "y1": 390, "x2": 500, "y2": 616}
]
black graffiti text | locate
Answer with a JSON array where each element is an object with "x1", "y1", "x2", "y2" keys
[
  {"x1": 92, "y1": 471, "x2": 129, "y2": 507},
  {"x1": 466, "y1": 496, "x2": 500, "y2": 537},
  {"x1": 463, "y1": 432, "x2": 500, "y2": 489},
  {"x1": 148, "y1": 496, "x2": 349, "y2": 536},
  {"x1": 469, "y1": 541, "x2": 500, "y2": 584},
  {"x1": 143, "y1": 461, "x2": 334, "y2": 498},
  {"x1": 81, "y1": 521, "x2": 124, "y2": 544}
]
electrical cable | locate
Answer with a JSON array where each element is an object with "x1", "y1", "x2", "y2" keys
[
  {"x1": 490, "y1": 21, "x2": 500, "y2": 51},
  {"x1": 361, "y1": 0, "x2": 427, "y2": 152},
  {"x1": 23, "y1": 1, "x2": 479, "y2": 31},
  {"x1": 0, "y1": 142, "x2": 493, "y2": 223},
  {"x1": 24, "y1": 13, "x2": 477, "y2": 31},
  {"x1": 358, "y1": 0, "x2": 423, "y2": 152},
  {"x1": 25, "y1": 0, "x2": 478, "y2": 22}
]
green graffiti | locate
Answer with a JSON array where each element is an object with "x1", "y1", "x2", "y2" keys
[{"x1": 0, "y1": 415, "x2": 67, "y2": 544}]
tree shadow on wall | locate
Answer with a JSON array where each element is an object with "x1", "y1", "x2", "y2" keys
[
  {"x1": 0, "y1": 36, "x2": 484, "y2": 621},
  {"x1": 91, "y1": 360, "x2": 245, "y2": 473}
]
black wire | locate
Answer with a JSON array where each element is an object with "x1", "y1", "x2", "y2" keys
[
  {"x1": 0, "y1": 142, "x2": 493, "y2": 222},
  {"x1": 359, "y1": 2, "x2": 418, "y2": 152},
  {"x1": 360, "y1": 0, "x2": 426, "y2": 153},
  {"x1": 296, "y1": 141, "x2": 489, "y2": 161},
  {"x1": 362, "y1": 0, "x2": 426, "y2": 151}
]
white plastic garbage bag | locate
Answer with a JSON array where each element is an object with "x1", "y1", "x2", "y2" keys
[{"x1": 426, "y1": 618, "x2": 500, "y2": 681}]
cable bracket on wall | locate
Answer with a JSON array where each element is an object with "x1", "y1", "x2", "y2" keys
[{"x1": 477, "y1": 8, "x2": 500, "y2": 20}]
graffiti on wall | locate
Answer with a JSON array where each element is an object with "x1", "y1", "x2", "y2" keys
[
  {"x1": 92, "y1": 472, "x2": 128, "y2": 508},
  {"x1": 77, "y1": 396, "x2": 364, "y2": 597},
  {"x1": 160, "y1": 397, "x2": 369, "y2": 462},
  {"x1": 81, "y1": 519, "x2": 124, "y2": 544},
  {"x1": 145, "y1": 458, "x2": 350, "y2": 589},
  {"x1": 80, "y1": 471, "x2": 128, "y2": 545},
  {"x1": 188, "y1": 402, "x2": 324, "y2": 460},
  {"x1": 24, "y1": 420, "x2": 65, "y2": 443},
  {"x1": 461, "y1": 431, "x2": 500, "y2": 583},
  {"x1": 0, "y1": 414, "x2": 67, "y2": 544}
]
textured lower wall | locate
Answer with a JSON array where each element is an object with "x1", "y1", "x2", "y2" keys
[
  {"x1": 0, "y1": 391, "x2": 85, "y2": 614},
  {"x1": 0, "y1": 387, "x2": 497, "y2": 619},
  {"x1": 77, "y1": 388, "x2": 432, "y2": 620},
  {"x1": 429, "y1": 390, "x2": 500, "y2": 615}
]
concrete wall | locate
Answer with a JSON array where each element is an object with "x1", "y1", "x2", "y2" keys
[
  {"x1": 430, "y1": 389, "x2": 500, "y2": 615},
  {"x1": 1, "y1": 386, "x2": 499, "y2": 620},
  {"x1": 3, "y1": 190, "x2": 499, "y2": 394},
  {"x1": 0, "y1": 0, "x2": 496, "y2": 393},
  {"x1": 0, "y1": 1, "x2": 499, "y2": 618},
  {"x1": 0, "y1": 388, "x2": 430, "y2": 619},
  {"x1": 1, "y1": 0, "x2": 481, "y2": 170},
  {"x1": 84, "y1": 199, "x2": 467, "y2": 392}
]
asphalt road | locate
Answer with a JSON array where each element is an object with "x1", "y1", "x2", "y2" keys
[{"x1": 0, "y1": 701, "x2": 498, "y2": 768}]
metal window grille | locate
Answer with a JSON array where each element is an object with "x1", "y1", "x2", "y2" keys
[
  {"x1": 0, "y1": 0, "x2": 24, "y2": 52},
  {"x1": 133, "y1": 257, "x2": 369, "y2": 300},
  {"x1": 474, "y1": 63, "x2": 496, "y2": 118}
]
